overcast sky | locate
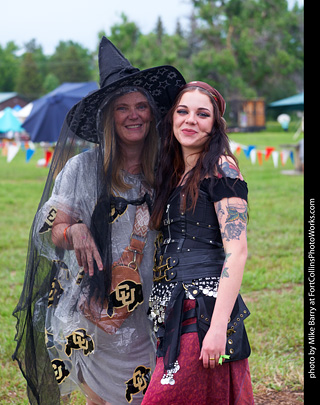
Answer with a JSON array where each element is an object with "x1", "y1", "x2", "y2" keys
[
  {"x1": 2, "y1": 0, "x2": 193, "y2": 54},
  {"x1": 1, "y1": 0, "x2": 303, "y2": 55}
]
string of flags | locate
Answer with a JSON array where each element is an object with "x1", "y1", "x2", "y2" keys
[
  {"x1": 1, "y1": 139, "x2": 295, "y2": 169},
  {"x1": 230, "y1": 141, "x2": 295, "y2": 168},
  {"x1": 0, "y1": 140, "x2": 54, "y2": 166}
]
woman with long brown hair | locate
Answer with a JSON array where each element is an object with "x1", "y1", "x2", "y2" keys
[
  {"x1": 12, "y1": 37, "x2": 185, "y2": 405},
  {"x1": 143, "y1": 81, "x2": 254, "y2": 404}
]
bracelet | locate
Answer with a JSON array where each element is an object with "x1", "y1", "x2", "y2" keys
[{"x1": 63, "y1": 224, "x2": 73, "y2": 243}]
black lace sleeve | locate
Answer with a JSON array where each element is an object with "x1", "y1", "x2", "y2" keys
[{"x1": 200, "y1": 177, "x2": 248, "y2": 203}]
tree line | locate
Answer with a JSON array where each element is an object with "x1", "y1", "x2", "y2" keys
[{"x1": 0, "y1": 0, "x2": 303, "y2": 105}]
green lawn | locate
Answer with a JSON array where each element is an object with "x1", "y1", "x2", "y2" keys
[{"x1": 0, "y1": 124, "x2": 303, "y2": 403}]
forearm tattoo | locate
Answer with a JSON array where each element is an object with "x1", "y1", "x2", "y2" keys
[{"x1": 221, "y1": 253, "x2": 231, "y2": 278}]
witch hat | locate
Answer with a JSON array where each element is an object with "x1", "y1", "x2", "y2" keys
[{"x1": 66, "y1": 36, "x2": 186, "y2": 143}]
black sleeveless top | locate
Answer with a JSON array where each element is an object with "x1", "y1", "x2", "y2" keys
[
  {"x1": 149, "y1": 176, "x2": 248, "y2": 312},
  {"x1": 149, "y1": 177, "x2": 249, "y2": 372},
  {"x1": 159, "y1": 177, "x2": 248, "y2": 256}
]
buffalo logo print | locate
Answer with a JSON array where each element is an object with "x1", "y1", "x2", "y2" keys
[
  {"x1": 76, "y1": 267, "x2": 85, "y2": 285},
  {"x1": 51, "y1": 359, "x2": 70, "y2": 384},
  {"x1": 110, "y1": 201, "x2": 128, "y2": 223},
  {"x1": 65, "y1": 329, "x2": 94, "y2": 357},
  {"x1": 52, "y1": 260, "x2": 70, "y2": 280},
  {"x1": 108, "y1": 280, "x2": 143, "y2": 316},
  {"x1": 125, "y1": 365, "x2": 151, "y2": 403},
  {"x1": 39, "y1": 207, "x2": 57, "y2": 234},
  {"x1": 48, "y1": 278, "x2": 64, "y2": 307}
]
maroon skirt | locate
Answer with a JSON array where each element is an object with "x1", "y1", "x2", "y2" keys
[{"x1": 142, "y1": 300, "x2": 254, "y2": 405}]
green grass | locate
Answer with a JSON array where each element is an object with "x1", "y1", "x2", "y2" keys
[
  {"x1": 230, "y1": 126, "x2": 304, "y2": 394},
  {"x1": 0, "y1": 124, "x2": 303, "y2": 402}
]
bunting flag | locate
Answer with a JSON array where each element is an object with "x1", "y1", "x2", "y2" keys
[
  {"x1": 0, "y1": 138, "x2": 298, "y2": 169},
  {"x1": 243, "y1": 145, "x2": 255, "y2": 159},
  {"x1": 1, "y1": 142, "x2": 8, "y2": 157},
  {"x1": 230, "y1": 141, "x2": 295, "y2": 169},
  {"x1": 7, "y1": 142, "x2": 20, "y2": 163},
  {"x1": 25, "y1": 140, "x2": 36, "y2": 162},
  {"x1": 271, "y1": 151, "x2": 279, "y2": 168},
  {"x1": 250, "y1": 148, "x2": 257, "y2": 165},
  {"x1": 0, "y1": 140, "x2": 54, "y2": 164},
  {"x1": 289, "y1": 150, "x2": 294, "y2": 165},
  {"x1": 26, "y1": 148, "x2": 36, "y2": 162},
  {"x1": 45, "y1": 149, "x2": 53, "y2": 167},
  {"x1": 280, "y1": 150, "x2": 290, "y2": 166},
  {"x1": 265, "y1": 147, "x2": 275, "y2": 161}
]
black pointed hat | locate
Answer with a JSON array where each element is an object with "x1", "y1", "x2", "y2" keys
[{"x1": 66, "y1": 36, "x2": 186, "y2": 143}]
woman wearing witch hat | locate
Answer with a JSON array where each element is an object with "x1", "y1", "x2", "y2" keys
[{"x1": 12, "y1": 37, "x2": 185, "y2": 405}]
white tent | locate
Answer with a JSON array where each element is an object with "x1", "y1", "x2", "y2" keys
[{"x1": 16, "y1": 103, "x2": 33, "y2": 122}]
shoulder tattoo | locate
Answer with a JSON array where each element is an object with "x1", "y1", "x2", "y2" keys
[{"x1": 220, "y1": 161, "x2": 243, "y2": 180}]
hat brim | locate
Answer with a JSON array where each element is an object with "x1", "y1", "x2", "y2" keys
[{"x1": 66, "y1": 65, "x2": 185, "y2": 143}]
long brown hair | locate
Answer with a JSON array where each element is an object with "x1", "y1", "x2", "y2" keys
[{"x1": 151, "y1": 86, "x2": 239, "y2": 229}]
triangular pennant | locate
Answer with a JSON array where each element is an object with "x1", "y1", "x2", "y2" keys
[
  {"x1": 7, "y1": 142, "x2": 20, "y2": 163},
  {"x1": 271, "y1": 151, "x2": 279, "y2": 168},
  {"x1": 45, "y1": 149, "x2": 53, "y2": 167},
  {"x1": 265, "y1": 147, "x2": 275, "y2": 161},
  {"x1": 250, "y1": 148, "x2": 257, "y2": 164},
  {"x1": 236, "y1": 146, "x2": 242, "y2": 155},
  {"x1": 257, "y1": 150, "x2": 263, "y2": 165},
  {"x1": 281, "y1": 150, "x2": 290, "y2": 165},
  {"x1": 26, "y1": 148, "x2": 36, "y2": 162},
  {"x1": 289, "y1": 150, "x2": 295, "y2": 165},
  {"x1": 243, "y1": 145, "x2": 255, "y2": 159},
  {"x1": 229, "y1": 141, "x2": 238, "y2": 154},
  {"x1": 1, "y1": 142, "x2": 8, "y2": 156}
]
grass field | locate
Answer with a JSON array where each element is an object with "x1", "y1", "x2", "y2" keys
[{"x1": 0, "y1": 122, "x2": 304, "y2": 403}]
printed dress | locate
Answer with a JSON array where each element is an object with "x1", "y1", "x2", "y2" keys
[
  {"x1": 34, "y1": 149, "x2": 157, "y2": 404},
  {"x1": 142, "y1": 176, "x2": 254, "y2": 404}
]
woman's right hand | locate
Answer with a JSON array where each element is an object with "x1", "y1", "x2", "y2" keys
[
  {"x1": 68, "y1": 223, "x2": 103, "y2": 276},
  {"x1": 199, "y1": 323, "x2": 227, "y2": 369}
]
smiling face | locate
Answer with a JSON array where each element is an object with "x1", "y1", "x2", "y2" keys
[
  {"x1": 114, "y1": 91, "x2": 153, "y2": 147},
  {"x1": 173, "y1": 89, "x2": 214, "y2": 156}
]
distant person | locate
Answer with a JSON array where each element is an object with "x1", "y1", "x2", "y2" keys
[
  {"x1": 142, "y1": 81, "x2": 254, "y2": 404},
  {"x1": 277, "y1": 114, "x2": 291, "y2": 131},
  {"x1": 12, "y1": 37, "x2": 185, "y2": 405},
  {"x1": 299, "y1": 138, "x2": 304, "y2": 172}
]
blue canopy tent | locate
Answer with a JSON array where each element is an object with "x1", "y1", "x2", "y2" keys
[
  {"x1": 268, "y1": 92, "x2": 304, "y2": 111},
  {"x1": 22, "y1": 82, "x2": 98, "y2": 142},
  {"x1": 0, "y1": 107, "x2": 24, "y2": 133}
]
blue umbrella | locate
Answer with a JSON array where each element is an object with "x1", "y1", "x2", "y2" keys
[
  {"x1": 22, "y1": 82, "x2": 98, "y2": 142},
  {"x1": 0, "y1": 107, "x2": 23, "y2": 133}
]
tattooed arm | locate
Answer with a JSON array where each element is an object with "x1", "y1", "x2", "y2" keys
[{"x1": 199, "y1": 196, "x2": 248, "y2": 368}]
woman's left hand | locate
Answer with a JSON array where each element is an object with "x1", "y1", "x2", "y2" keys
[{"x1": 199, "y1": 325, "x2": 227, "y2": 369}]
